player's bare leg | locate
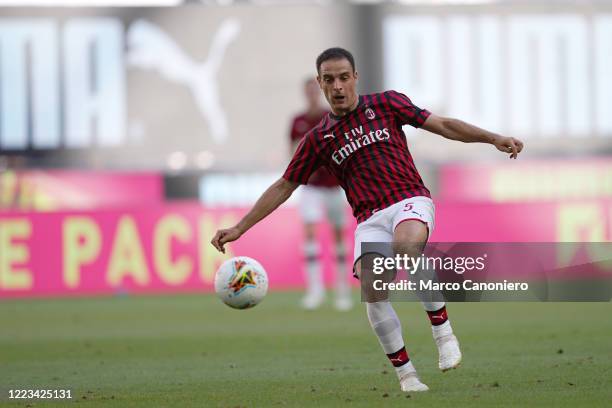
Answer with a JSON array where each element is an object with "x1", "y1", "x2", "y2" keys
[
  {"x1": 357, "y1": 256, "x2": 429, "y2": 392},
  {"x1": 301, "y1": 223, "x2": 325, "y2": 310},
  {"x1": 394, "y1": 220, "x2": 462, "y2": 372},
  {"x1": 332, "y1": 225, "x2": 352, "y2": 311}
]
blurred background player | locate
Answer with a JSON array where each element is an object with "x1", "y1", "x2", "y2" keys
[{"x1": 289, "y1": 78, "x2": 352, "y2": 311}]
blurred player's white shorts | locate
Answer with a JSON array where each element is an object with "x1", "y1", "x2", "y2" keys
[
  {"x1": 353, "y1": 196, "x2": 435, "y2": 268},
  {"x1": 299, "y1": 185, "x2": 346, "y2": 227}
]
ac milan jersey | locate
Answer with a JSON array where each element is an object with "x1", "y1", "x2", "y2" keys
[
  {"x1": 283, "y1": 90, "x2": 431, "y2": 223},
  {"x1": 290, "y1": 111, "x2": 340, "y2": 188}
]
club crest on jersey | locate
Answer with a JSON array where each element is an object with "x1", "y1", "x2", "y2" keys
[{"x1": 365, "y1": 108, "x2": 376, "y2": 120}]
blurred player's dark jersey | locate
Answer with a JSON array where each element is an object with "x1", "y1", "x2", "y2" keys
[
  {"x1": 283, "y1": 90, "x2": 431, "y2": 223},
  {"x1": 290, "y1": 111, "x2": 340, "y2": 188}
]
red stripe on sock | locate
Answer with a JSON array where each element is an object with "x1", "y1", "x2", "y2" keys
[
  {"x1": 386, "y1": 347, "x2": 410, "y2": 367},
  {"x1": 427, "y1": 306, "x2": 448, "y2": 326}
]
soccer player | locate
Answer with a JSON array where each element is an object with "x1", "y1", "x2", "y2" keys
[
  {"x1": 290, "y1": 77, "x2": 352, "y2": 311},
  {"x1": 211, "y1": 47, "x2": 523, "y2": 392}
]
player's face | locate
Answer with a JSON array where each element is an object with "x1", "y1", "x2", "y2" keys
[{"x1": 317, "y1": 58, "x2": 359, "y2": 116}]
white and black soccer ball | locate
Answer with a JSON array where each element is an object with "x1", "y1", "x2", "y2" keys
[{"x1": 215, "y1": 256, "x2": 268, "y2": 309}]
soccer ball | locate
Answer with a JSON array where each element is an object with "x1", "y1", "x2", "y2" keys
[{"x1": 215, "y1": 256, "x2": 268, "y2": 309}]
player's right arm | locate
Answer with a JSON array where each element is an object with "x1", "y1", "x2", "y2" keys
[
  {"x1": 211, "y1": 132, "x2": 321, "y2": 253},
  {"x1": 211, "y1": 177, "x2": 299, "y2": 253}
]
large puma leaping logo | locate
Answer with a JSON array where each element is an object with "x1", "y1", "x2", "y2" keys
[{"x1": 127, "y1": 19, "x2": 241, "y2": 144}]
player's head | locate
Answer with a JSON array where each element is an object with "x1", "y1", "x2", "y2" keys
[
  {"x1": 304, "y1": 77, "x2": 321, "y2": 107},
  {"x1": 316, "y1": 47, "x2": 359, "y2": 116}
]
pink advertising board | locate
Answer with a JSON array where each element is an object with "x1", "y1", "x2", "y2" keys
[
  {"x1": 0, "y1": 204, "x2": 356, "y2": 298},
  {"x1": 0, "y1": 170, "x2": 163, "y2": 211},
  {"x1": 439, "y1": 159, "x2": 612, "y2": 203},
  {"x1": 0, "y1": 199, "x2": 610, "y2": 298}
]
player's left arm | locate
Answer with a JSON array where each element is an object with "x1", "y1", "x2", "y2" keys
[{"x1": 421, "y1": 114, "x2": 524, "y2": 159}]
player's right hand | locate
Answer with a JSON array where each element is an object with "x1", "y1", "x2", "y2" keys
[
  {"x1": 494, "y1": 136, "x2": 524, "y2": 159},
  {"x1": 211, "y1": 227, "x2": 242, "y2": 253}
]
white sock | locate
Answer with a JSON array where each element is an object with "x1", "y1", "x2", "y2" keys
[
  {"x1": 304, "y1": 241, "x2": 323, "y2": 294},
  {"x1": 432, "y1": 320, "x2": 453, "y2": 339},
  {"x1": 366, "y1": 301, "x2": 404, "y2": 354},
  {"x1": 367, "y1": 301, "x2": 415, "y2": 379},
  {"x1": 396, "y1": 360, "x2": 416, "y2": 380},
  {"x1": 366, "y1": 301, "x2": 416, "y2": 380}
]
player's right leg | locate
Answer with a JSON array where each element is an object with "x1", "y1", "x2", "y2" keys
[
  {"x1": 354, "y1": 218, "x2": 428, "y2": 392},
  {"x1": 355, "y1": 258, "x2": 429, "y2": 392}
]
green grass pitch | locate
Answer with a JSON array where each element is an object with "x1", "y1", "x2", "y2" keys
[{"x1": 1, "y1": 293, "x2": 611, "y2": 407}]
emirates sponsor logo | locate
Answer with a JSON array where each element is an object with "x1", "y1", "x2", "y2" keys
[{"x1": 332, "y1": 125, "x2": 391, "y2": 165}]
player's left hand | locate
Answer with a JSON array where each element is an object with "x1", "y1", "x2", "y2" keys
[{"x1": 494, "y1": 136, "x2": 524, "y2": 159}]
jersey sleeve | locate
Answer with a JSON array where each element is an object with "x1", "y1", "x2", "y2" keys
[
  {"x1": 384, "y1": 90, "x2": 431, "y2": 128},
  {"x1": 282, "y1": 132, "x2": 323, "y2": 184}
]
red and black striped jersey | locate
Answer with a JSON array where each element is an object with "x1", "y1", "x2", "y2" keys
[{"x1": 283, "y1": 90, "x2": 431, "y2": 223}]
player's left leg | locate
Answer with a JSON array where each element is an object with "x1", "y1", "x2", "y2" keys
[{"x1": 393, "y1": 198, "x2": 462, "y2": 371}]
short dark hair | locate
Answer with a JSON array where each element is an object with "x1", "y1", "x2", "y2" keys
[{"x1": 316, "y1": 47, "x2": 355, "y2": 74}]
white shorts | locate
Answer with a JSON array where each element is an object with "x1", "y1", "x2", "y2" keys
[
  {"x1": 353, "y1": 196, "x2": 435, "y2": 267},
  {"x1": 298, "y1": 185, "x2": 347, "y2": 227}
]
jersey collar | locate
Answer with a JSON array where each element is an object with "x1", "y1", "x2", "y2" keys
[{"x1": 328, "y1": 95, "x2": 363, "y2": 121}]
